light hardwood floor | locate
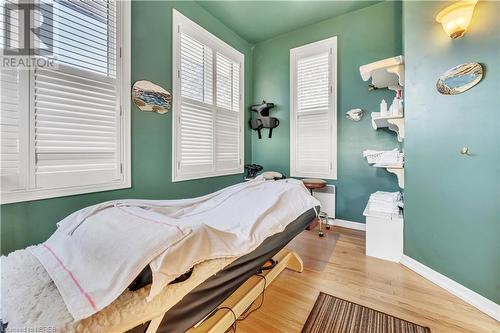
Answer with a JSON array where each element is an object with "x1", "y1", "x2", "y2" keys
[{"x1": 236, "y1": 227, "x2": 499, "y2": 333}]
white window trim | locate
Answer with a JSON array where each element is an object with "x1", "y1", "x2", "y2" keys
[
  {"x1": 172, "y1": 9, "x2": 244, "y2": 182},
  {"x1": 1, "y1": 1, "x2": 131, "y2": 205},
  {"x1": 290, "y1": 37, "x2": 338, "y2": 180}
]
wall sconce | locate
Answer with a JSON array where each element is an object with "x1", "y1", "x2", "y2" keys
[{"x1": 436, "y1": 0, "x2": 478, "y2": 39}]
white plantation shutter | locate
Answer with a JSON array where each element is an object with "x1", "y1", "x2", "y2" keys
[
  {"x1": 216, "y1": 107, "x2": 240, "y2": 170},
  {"x1": 216, "y1": 52, "x2": 240, "y2": 170},
  {"x1": 290, "y1": 38, "x2": 337, "y2": 179},
  {"x1": 296, "y1": 52, "x2": 331, "y2": 175},
  {"x1": 179, "y1": 99, "x2": 214, "y2": 174},
  {"x1": 33, "y1": 65, "x2": 120, "y2": 188},
  {"x1": 180, "y1": 33, "x2": 213, "y2": 104},
  {"x1": 0, "y1": 69, "x2": 28, "y2": 191},
  {"x1": 178, "y1": 33, "x2": 214, "y2": 174},
  {"x1": 0, "y1": 1, "x2": 28, "y2": 191},
  {"x1": 216, "y1": 53, "x2": 239, "y2": 111},
  {"x1": 0, "y1": 70, "x2": 20, "y2": 182},
  {"x1": 0, "y1": 1, "x2": 130, "y2": 204},
  {"x1": 32, "y1": 0, "x2": 120, "y2": 188},
  {"x1": 36, "y1": 0, "x2": 117, "y2": 76},
  {"x1": 173, "y1": 10, "x2": 243, "y2": 181}
]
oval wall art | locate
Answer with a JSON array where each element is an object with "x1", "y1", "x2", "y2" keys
[
  {"x1": 436, "y1": 62, "x2": 483, "y2": 95},
  {"x1": 132, "y1": 80, "x2": 171, "y2": 114}
]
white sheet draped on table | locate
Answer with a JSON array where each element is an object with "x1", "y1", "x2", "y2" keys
[{"x1": 30, "y1": 177, "x2": 319, "y2": 320}]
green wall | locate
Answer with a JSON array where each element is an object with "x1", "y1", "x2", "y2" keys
[
  {"x1": 0, "y1": 1, "x2": 254, "y2": 254},
  {"x1": 251, "y1": 1, "x2": 402, "y2": 223},
  {"x1": 4, "y1": 1, "x2": 497, "y2": 306},
  {"x1": 403, "y1": 1, "x2": 499, "y2": 303}
]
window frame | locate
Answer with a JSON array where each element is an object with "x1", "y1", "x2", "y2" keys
[
  {"x1": 172, "y1": 9, "x2": 244, "y2": 182},
  {"x1": 1, "y1": 1, "x2": 131, "y2": 204},
  {"x1": 290, "y1": 37, "x2": 338, "y2": 180}
]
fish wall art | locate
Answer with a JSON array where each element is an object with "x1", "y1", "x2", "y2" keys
[
  {"x1": 132, "y1": 80, "x2": 171, "y2": 114},
  {"x1": 436, "y1": 62, "x2": 483, "y2": 95}
]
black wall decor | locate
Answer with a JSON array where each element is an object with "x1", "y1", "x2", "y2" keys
[
  {"x1": 249, "y1": 101, "x2": 279, "y2": 139},
  {"x1": 244, "y1": 164, "x2": 263, "y2": 179}
]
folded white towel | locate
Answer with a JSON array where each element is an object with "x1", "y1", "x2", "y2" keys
[
  {"x1": 370, "y1": 191, "x2": 402, "y2": 202},
  {"x1": 369, "y1": 204, "x2": 401, "y2": 214},
  {"x1": 363, "y1": 149, "x2": 404, "y2": 166},
  {"x1": 367, "y1": 191, "x2": 403, "y2": 215}
]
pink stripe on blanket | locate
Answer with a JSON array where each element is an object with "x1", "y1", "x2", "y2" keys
[{"x1": 42, "y1": 243, "x2": 98, "y2": 312}]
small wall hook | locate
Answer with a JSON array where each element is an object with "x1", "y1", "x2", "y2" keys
[{"x1": 460, "y1": 146, "x2": 471, "y2": 155}]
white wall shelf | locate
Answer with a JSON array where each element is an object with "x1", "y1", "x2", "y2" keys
[
  {"x1": 371, "y1": 112, "x2": 405, "y2": 142},
  {"x1": 360, "y1": 56, "x2": 405, "y2": 262},
  {"x1": 374, "y1": 165, "x2": 404, "y2": 188},
  {"x1": 359, "y1": 55, "x2": 404, "y2": 90}
]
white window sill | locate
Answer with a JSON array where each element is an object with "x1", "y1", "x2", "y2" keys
[
  {"x1": 291, "y1": 171, "x2": 337, "y2": 181},
  {"x1": 172, "y1": 168, "x2": 244, "y2": 182},
  {"x1": 1, "y1": 180, "x2": 131, "y2": 205}
]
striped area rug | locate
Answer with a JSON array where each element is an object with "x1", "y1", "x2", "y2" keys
[{"x1": 302, "y1": 292, "x2": 431, "y2": 333}]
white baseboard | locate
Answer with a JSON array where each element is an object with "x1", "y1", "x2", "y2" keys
[
  {"x1": 400, "y1": 255, "x2": 500, "y2": 321},
  {"x1": 329, "y1": 218, "x2": 366, "y2": 231}
]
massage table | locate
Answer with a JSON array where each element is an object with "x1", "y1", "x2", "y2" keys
[
  {"x1": 127, "y1": 207, "x2": 317, "y2": 333},
  {"x1": 1, "y1": 207, "x2": 317, "y2": 333}
]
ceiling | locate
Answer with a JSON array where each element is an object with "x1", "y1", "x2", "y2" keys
[{"x1": 196, "y1": 1, "x2": 382, "y2": 44}]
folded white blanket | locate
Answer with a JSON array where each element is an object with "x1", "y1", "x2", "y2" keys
[{"x1": 30, "y1": 177, "x2": 319, "y2": 320}]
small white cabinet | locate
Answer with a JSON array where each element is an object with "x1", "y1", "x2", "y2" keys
[{"x1": 363, "y1": 205, "x2": 403, "y2": 262}]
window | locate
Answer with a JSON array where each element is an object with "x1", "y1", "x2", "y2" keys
[
  {"x1": 172, "y1": 10, "x2": 244, "y2": 182},
  {"x1": 0, "y1": 0, "x2": 130, "y2": 204},
  {"x1": 290, "y1": 37, "x2": 337, "y2": 179}
]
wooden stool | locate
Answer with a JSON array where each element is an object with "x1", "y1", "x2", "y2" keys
[{"x1": 302, "y1": 178, "x2": 329, "y2": 237}]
